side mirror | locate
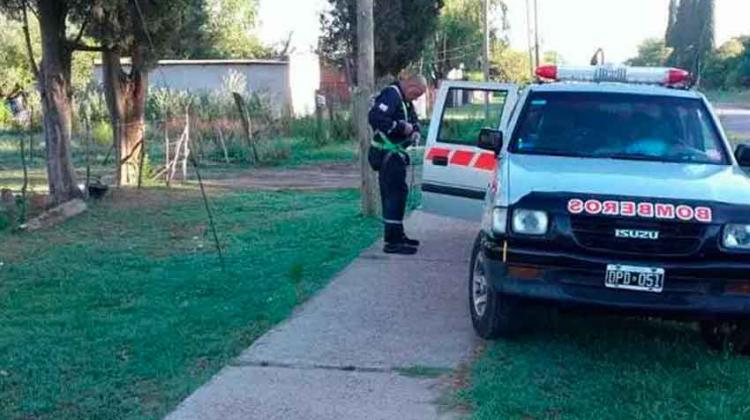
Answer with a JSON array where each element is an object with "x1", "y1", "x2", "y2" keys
[
  {"x1": 736, "y1": 144, "x2": 750, "y2": 167},
  {"x1": 477, "y1": 128, "x2": 503, "y2": 155}
]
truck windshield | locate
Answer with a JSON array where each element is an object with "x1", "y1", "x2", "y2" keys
[{"x1": 509, "y1": 92, "x2": 729, "y2": 165}]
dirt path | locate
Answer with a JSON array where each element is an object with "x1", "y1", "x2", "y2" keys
[{"x1": 200, "y1": 163, "x2": 359, "y2": 191}]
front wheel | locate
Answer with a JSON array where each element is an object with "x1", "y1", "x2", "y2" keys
[
  {"x1": 699, "y1": 320, "x2": 750, "y2": 354},
  {"x1": 469, "y1": 235, "x2": 525, "y2": 339}
]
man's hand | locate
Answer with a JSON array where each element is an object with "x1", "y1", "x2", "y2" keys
[
  {"x1": 402, "y1": 122, "x2": 414, "y2": 136},
  {"x1": 410, "y1": 132, "x2": 422, "y2": 147}
]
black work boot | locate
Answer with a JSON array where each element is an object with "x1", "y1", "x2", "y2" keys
[
  {"x1": 402, "y1": 234, "x2": 420, "y2": 247},
  {"x1": 383, "y1": 242, "x2": 418, "y2": 255},
  {"x1": 383, "y1": 224, "x2": 417, "y2": 255}
]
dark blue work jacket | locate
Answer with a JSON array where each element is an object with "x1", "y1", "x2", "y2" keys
[{"x1": 368, "y1": 82, "x2": 421, "y2": 148}]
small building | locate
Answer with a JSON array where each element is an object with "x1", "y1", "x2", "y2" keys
[{"x1": 93, "y1": 53, "x2": 320, "y2": 117}]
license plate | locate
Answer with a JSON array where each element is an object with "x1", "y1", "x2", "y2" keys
[{"x1": 605, "y1": 264, "x2": 665, "y2": 293}]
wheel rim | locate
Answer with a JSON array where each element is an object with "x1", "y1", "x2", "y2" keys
[{"x1": 472, "y1": 253, "x2": 488, "y2": 317}]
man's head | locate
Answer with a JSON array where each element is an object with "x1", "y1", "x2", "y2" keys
[{"x1": 399, "y1": 74, "x2": 428, "y2": 101}]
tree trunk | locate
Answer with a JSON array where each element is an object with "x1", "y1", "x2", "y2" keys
[
  {"x1": 37, "y1": 0, "x2": 83, "y2": 204},
  {"x1": 102, "y1": 48, "x2": 149, "y2": 187},
  {"x1": 356, "y1": 0, "x2": 379, "y2": 217}
]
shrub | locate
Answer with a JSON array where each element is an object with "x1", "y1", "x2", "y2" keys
[
  {"x1": 257, "y1": 138, "x2": 292, "y2": 164},
  {"x1": 0, "y1": 206, "x2": 11, "y2": 232},
  {"x1": 91, "y1": 121, "x2": 113, "y2": 146},
  {"x1": 330, "y1": 112, "x2": 355, "y2": 140},
  {"x1": 0, "y1": 102, "x2": 13, "y2": 129}
]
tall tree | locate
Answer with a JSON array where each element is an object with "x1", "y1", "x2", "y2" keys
[
  {"x1": 0, "y1": 12, "x2": 39, "y2": 96},
  {"x1": 665, "y1": 0, "x2": 679, "y2": 47},
  {"x1": 626, "y1": 38, "x2": 672, "y2": 67},
  {"x1": 319, "y1": 0, "x2": 444, "y2": 80},
  {"x1": 428, "y1": 0, "x2": 507, "y2": 81},
  {"x1": 166, "y1": 0, "x2": 216, "y2": 59},
  {"x1": 90, "y1": 0, "x2": 201, "y2": 186},
  {"x1": 0, "y1": 0, "x2": 99, "y2": 204},
  {"x1": 665, "y1": 0, "x2": 714, "y2": 77},
  {"x1": 203, "y1": 0, "x2": 268, "y2": 58}
]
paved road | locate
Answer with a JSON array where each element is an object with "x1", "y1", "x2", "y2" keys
[
  {"x1": 166, "y1": 212, "x2": 479, "y2": 420},
  {"x1": 717, "y1": 107, "x2": 750, "y2": 138}
]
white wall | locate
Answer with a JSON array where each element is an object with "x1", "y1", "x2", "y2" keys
[
  {"x1": 94, "y1": 58, "x2": 319, "y2": 117},
  {"x1": 288, "y1": 52, "x2": 321, "y2": 117}
]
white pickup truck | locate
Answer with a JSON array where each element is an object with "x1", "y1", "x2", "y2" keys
[{"x1": 420, "y1": 65, "x2": 750, "y2": 352}]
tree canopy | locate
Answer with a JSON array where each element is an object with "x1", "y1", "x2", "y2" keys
[
  {"x1": 427, "y1": 0, "x2": 507, "y2": 80},
  {"x1": 702, "y1": 36, "x2": 750, "y2": 88},
  {"x1": 201, "y1": 0, "x2": 270, "y2": 59},
  {"x1": 319, "y1": 0, "x2": 444, "y2": 79},
  {"x1": 626, "y1": 38, "x2": 672, "y2": 67},
  {"x1": 665, "y1": 0, "x2": 715, "y2": 76},
  {"x1": 0, "y1": 13, "x2": 38, "y2": 96}
]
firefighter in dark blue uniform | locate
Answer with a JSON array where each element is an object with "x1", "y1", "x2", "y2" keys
[{"x1": 368, "y1": 74, "x2": 427, "y2": 255}]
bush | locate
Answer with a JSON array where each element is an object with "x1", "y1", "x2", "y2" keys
[
  {"x1": 92, "y1": 121, "x2": 113, "y2": 146},
  {"x1": 0, "y1": 102, "x2": 13, "y2": 129},
  {"x1": 330, "y1": 112, "x2": 354, "y2": 140},
  {"x1": 284, "y1": 112, "x2": 354, "y2": 145},
  {"x1": 257, "y1": 138, "x2": 292, "y2": 164},
  {"x1": 0, "y1": 206, "x2": 11, "y2": 232}
]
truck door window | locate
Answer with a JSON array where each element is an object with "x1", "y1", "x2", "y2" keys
[{"x1": 438, "y1": 88, "x2": 507, "y2": 145}]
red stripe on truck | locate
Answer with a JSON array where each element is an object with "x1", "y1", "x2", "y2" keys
[
  {"x1": 450, "y1": 150, "x2": 475, "y2": 166},
  {"x1": 426, "y1": 147, "x2": 450, "y2": 160},
  {"x1": 474, "y1": 153, "x2": 496, "y2": 171}
]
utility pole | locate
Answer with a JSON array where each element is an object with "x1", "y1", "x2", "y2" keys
[
  {"x1": 526, "y1": 0, "x2": 535, "y2": 76},
  {"x1": 533, "y1": 0, "x2": 541, "y2": 68},
  {"x1": 355, "y1": 0, "x2": 378, "y2": 216},
  {"x1": 482, "y1": 0, "x2": 490, "y2": 82}
]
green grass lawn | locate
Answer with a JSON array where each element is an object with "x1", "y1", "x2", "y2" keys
[
  {"x1": 704, "y1": 90, "x2": 750, "y2": 107},
  {"x1": 0, "y1": 187, "x2": 379, "y2": 419},
  {"x1": 460, "y1": 314, "x2": 750, "y2": 420}
]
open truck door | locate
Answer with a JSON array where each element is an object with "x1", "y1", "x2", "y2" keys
[{"x1": 421, "y1": 81, "x2": 518, "y2": 221}]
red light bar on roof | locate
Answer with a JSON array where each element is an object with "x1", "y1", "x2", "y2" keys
[{"x1": 535, "y1": 65, "x2": 691, "y2": 87}]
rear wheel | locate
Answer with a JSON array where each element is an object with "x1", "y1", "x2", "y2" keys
[
  {"x1": 699, "y1": 320, "x2": 750, "y2": 354},
  {"x1": 469, "y1": 235, "x2": 525, "y2": 339}
]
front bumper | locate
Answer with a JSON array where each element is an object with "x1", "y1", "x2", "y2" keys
[{"x1": 483, "y1": 239, "x2": 750, "y2": 319}]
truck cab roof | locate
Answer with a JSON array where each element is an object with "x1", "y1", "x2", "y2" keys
[{"x1": 526, "y1": 82, "x2": 704, "y2": 99}]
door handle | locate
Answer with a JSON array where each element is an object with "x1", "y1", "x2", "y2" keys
[{"x1": 433, "y1": 156, "x2": 448, "y2": 166}]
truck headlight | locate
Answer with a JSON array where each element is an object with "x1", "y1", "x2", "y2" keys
[
  {"x1": 512, "y1": 210, "x2": 549, "y2": 235},
  {"x1": 723, "y1": 224, "x2": 750, "y2": 250},
  {"x1": 492, "y1": 207, "x2": 508, "y2": 235}
]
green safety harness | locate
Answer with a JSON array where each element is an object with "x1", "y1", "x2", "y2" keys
[
  {"x1": 370, "y1": 86, "x2": 422, "y2": 212},
  {"x1": 371, "y1": 91, "x2": 410, "y2": 154}
]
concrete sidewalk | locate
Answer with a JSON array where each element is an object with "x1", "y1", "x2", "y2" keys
[{"x1": 166, "y1": 212, "x2": 479, "y2": 420}]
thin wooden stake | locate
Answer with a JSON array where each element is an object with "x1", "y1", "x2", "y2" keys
[
  {"x1": 216, "y1": 126, "x2": 229, "y2": 164},
  {"x1": 84, "y1": 116, "x2": 92, "y2": 195},
  {"x1": 19, "y1": 132, "x2": 29, "y2": 224},
  {"x1": 182, "y1": 111, "x2": 190, "y2": 182},
  {"x1": 188, "y1": 143, "x2": 225, "y2": 270},
  {"x1": 164, "y1": 121, "x2": 170, "y2": 185},
  {"x1": 28, "y1": 105, "x2": 34, "y2": 163},
  {"x1": 137, "y1": 130, "x2": 146, "y2": 189}
]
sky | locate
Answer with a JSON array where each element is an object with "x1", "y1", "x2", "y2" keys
[{"x1": 258, "y1": 0, "x2": 749, "y2": 64}]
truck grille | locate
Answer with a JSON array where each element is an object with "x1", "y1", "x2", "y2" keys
[{"x1": 570, "y1": 215, "x2": 706, "y2": 257}]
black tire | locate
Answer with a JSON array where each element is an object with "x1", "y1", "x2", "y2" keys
[
  {"x1": 468, "y1": 235, "x2": 526, "y2": 339},
  {"x1": 699, "y1": 320, "x2": 750, "y2": 354}
]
